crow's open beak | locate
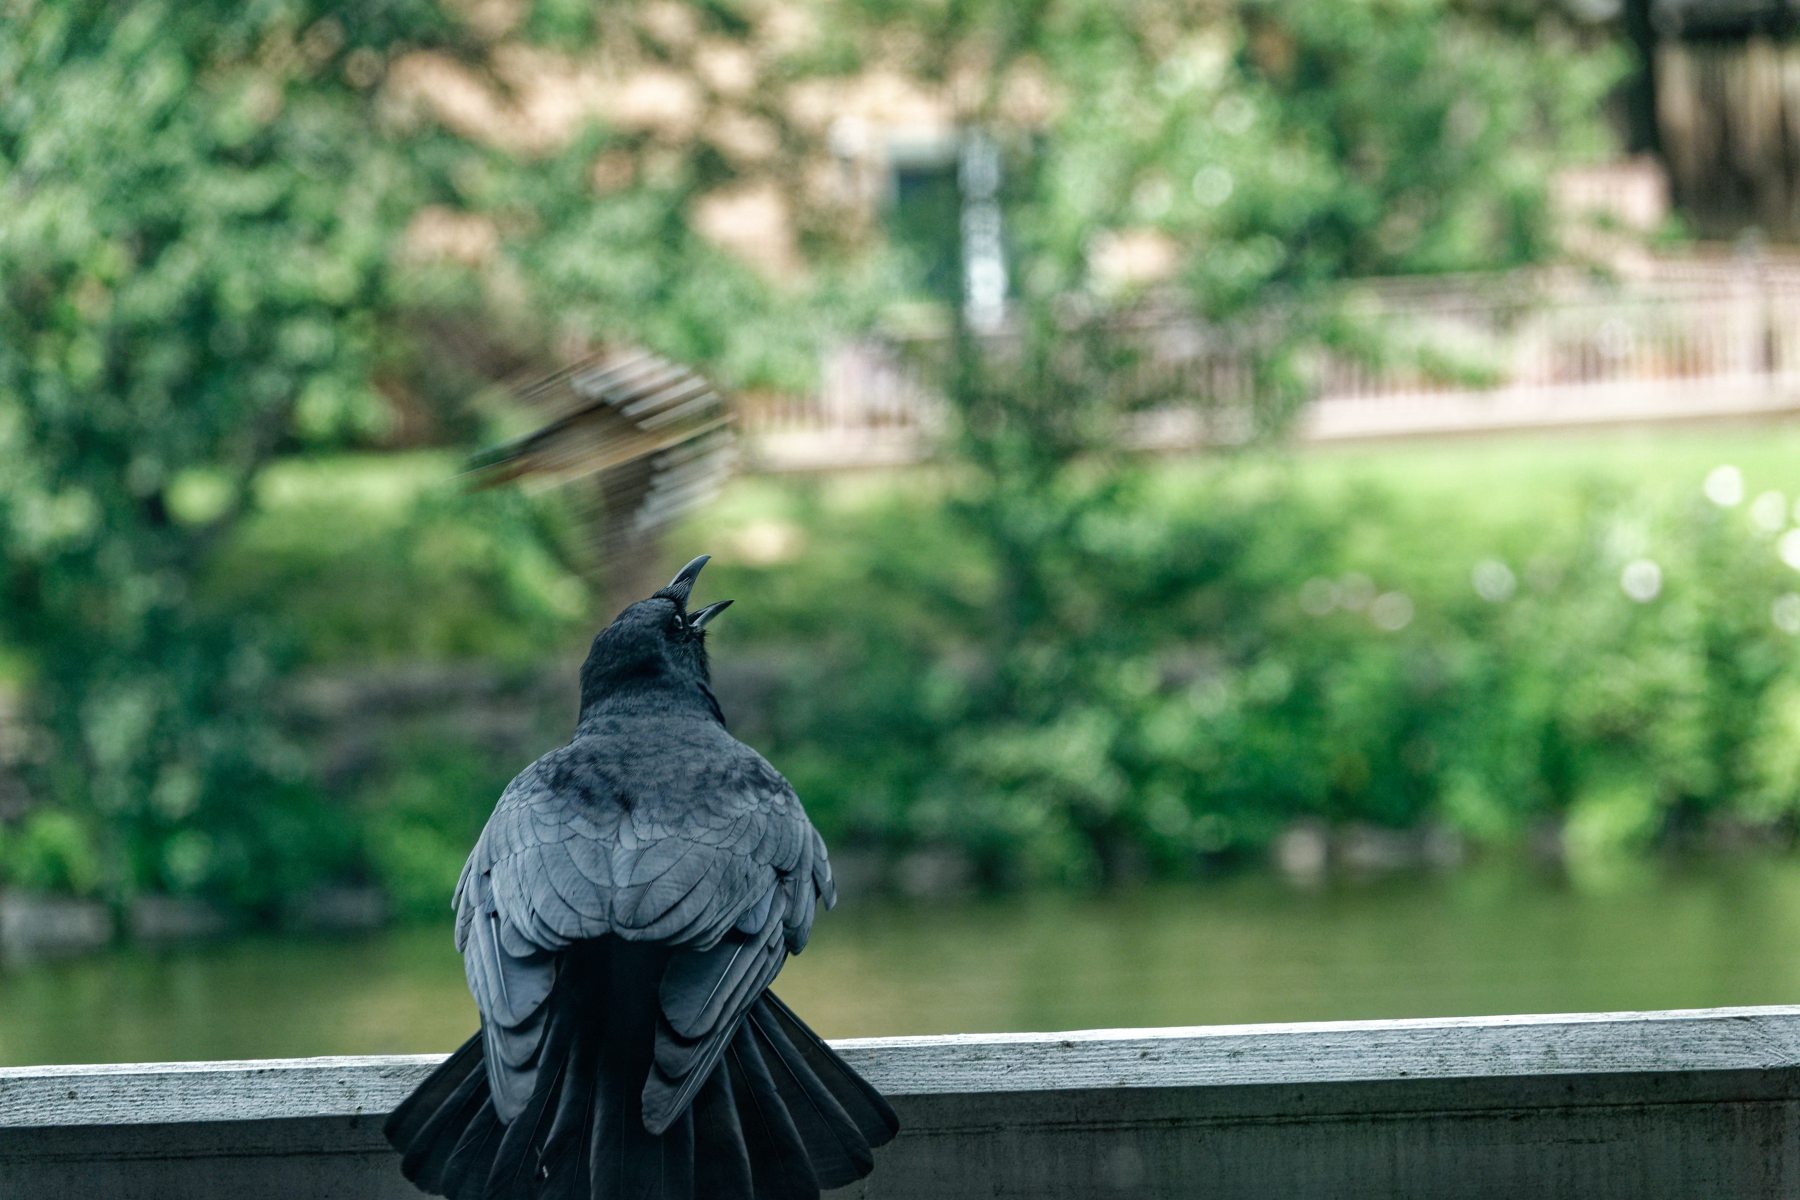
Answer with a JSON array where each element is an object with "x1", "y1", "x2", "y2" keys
[
  {"x1": 658, "y1": 554, "x2": 711, "y2": 606},
  {"x1": 689, "y1": 599, "x2": 733, "y2": 630}
]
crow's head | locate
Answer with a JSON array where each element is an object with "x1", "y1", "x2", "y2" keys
[{"x1": 577, "y1": 554, "x2": 733, "y2": 716}]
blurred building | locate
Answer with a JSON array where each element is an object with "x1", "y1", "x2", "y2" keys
[
  {"x1": 383, "y1": 2, "x2": 1800, "y2": 464},
  {"x1": 1646, "y1": 0, "x2": 1800, "y2": 239}
]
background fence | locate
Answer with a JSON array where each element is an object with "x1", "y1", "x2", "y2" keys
[{"x1": 741, "y1": 251, "x2": 1800, "y2": 469}]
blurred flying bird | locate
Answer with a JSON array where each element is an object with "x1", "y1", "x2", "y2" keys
[
  {"x1": 385, "y1": 554, "x2": 897, "y2": 1200},
  {"x1": 464, "y1": 349, "x2": 737, "y2": 605}
]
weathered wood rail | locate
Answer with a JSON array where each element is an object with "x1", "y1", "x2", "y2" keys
[{"x1": 2, "y1": 1006, "x2": 1799, "y2": 1198}]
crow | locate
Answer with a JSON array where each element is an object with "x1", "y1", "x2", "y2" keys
[{"x1": 385, "y1": 554, "x2": 897, "y2": 1199}]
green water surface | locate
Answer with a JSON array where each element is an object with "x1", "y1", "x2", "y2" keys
[{"x1": 5, "y1": 858, "x2": 1800, "y2": 1067}]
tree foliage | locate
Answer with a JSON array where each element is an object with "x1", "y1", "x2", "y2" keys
[
  {"x1": 0, "y1": 0, "x2": 1628, "y2": 904},
  {"x1": 777, "y1": 0, "x2": 1624, "y2": 880},
  {"x1": 706, "y1": 443, "x2": 1800, "y2": 886},
  {"x1": 1, "y1": 2, "x2": 440, "y2": 902},
  {"x1": 0, "y1": 1, "x2": 743, "y2": 903}
]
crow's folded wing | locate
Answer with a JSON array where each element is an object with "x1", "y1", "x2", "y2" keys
[
  {"x1": 641, "y1": 818, "x2": 834, "y2": 1134},
  {"x1": 452, "y1": 733, "x2": 833, "y2": 1123}
]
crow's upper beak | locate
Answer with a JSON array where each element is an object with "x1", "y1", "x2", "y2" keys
[
  {"x1": 657, "y1": 554, "x2": 711, "y2": 607},
  {"x1": 689, "y1": 599, "x2": 733, "y2": 630}
]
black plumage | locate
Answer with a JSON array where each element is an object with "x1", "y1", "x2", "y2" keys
[{"x1": 385, "y1": 554, "x2": 897, "y2": 1199}]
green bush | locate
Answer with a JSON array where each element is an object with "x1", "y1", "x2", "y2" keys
[
  {"x1": 697, "y1": 438, "x2": 1800, "y2": 884},
  {"x1": 363, "y1": 743, "x2": 519, "y2": 919},
  {"x1": 0, "y1": 809, "x2": 102, "y2": 895}
]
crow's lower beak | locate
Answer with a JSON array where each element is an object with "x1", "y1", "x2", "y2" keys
[
  {"x1": 658, "y1": 554, "x2": 711, "y2": 606},
  {"x1": 689, "y1": 599, "x2": 733, "y2": 630}
]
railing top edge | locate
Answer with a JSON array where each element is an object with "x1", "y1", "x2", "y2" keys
[
  {"x1": 825, "y1": 1004, "x2": 1800, "y2": 1051},
  {"x1": 5, "y1": 1006, "x2": 1799, "y2": 1129},
  {"x1": 0, "y1": 1052, "x2": 448, "y2": 1081},
  {"x1": 11, "y1": 1005, "x2": 1797, "y2": 1083}
]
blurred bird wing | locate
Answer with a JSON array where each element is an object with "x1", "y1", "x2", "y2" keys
[
  {"x1": 465, "y1": 412, "x2": 731, "y2": 492},
  {"x1": 462, "y1": 349, "x2": 731, "y2": 491},
  {"x1": 461, "y1": 347, "x2": 738, "y2": 593}
]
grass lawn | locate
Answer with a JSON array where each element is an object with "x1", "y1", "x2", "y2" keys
[{"x1": 198, "y1": 419, "x2": 1800, "y2": 672}]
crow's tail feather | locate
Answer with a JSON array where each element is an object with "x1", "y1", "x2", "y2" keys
[
  {"x1": 758, "y1": 991, "x2": 900, "y2": 1159},
  {"x1": 385, "y1": 1033, "x2": 504, "y2": 1194},
  {"x1": 384, "y1": 961, "x2": 894, "y2": 1199}
]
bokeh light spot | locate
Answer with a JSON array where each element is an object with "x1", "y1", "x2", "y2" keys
[
  {"x1": 1774, "y1": 594, "x2": 1800, "y2": 634},
  {"x1": 1751, "y1": 490, "x2": 1789, "y2": 533},
  {"x1": 1780, "y1": 529, "x2": 1800, "y2": 571},
  {"x1": 1472, "y1": 558, "x2": 1516, "y2": 602},
  {"x1": 1192, "y1": 165, "x2": 1233, "y2": 207},
  {"x1": 1705, "y1": 465, "x2": 1744, "y2": 506},
  {"x1": 1621, "y1": 559, "x2": 1662, "y2": 603},
  {"x1": 1370, "y1": 592, "x2": 1414, "y2": 631}
]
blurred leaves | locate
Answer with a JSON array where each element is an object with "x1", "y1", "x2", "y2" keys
[
  {"x1": 702, "y1": 443, "x2": 1800, "y2": 885},
  {"x1": 0, "y1": 2, "x2": 605, "y2": 904},
  {"x1": 0, "y1": 2, "x2": 442, "y2": 904},
  {"x1": 0, "y1": 0, "x2": 1642, "y2": 910}
]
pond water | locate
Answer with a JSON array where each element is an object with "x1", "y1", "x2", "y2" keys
[{"x1": 5, "y1": 857, "x2": 1800, "y2": 1067}]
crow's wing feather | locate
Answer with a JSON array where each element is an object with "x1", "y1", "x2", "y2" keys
[
  {"x1": 640, "y1": 820, "x2": 838, "y2": 1135},
  {"x1": 642, "y1": 887, "x2": 793, "y2": 1135},
  {"x1": 458, "y1": 871, "x2": 559, "y2": 1123},
  {"x1": 659, "y1": 888, "x2": 789, "y2": 1043}
]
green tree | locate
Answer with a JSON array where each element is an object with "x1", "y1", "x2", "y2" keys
[
  {"x1": 0, "y1": 2, "x2": 448, "y2": 903},
  {"x1": 0, "y1": 2, "x2": 694, "y2": 903},
  {"x1": 821, "y1": 0, "x2": 1622, "y2": 878},
  {"x1": 0, "y1": 0, "x2": 1627, "y2": 905}
]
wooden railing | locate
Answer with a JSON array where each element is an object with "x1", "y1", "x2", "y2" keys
[
  {"x1": 742, "y1": 254, "x2": 1800, "y2": 469},
  {"x1": 4, "y1": 1006, "x2": 1799, "y2": 1198}
]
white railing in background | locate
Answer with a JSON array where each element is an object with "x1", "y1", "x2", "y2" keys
[{"x1": 741, "y1": 252, "x2": 1800, "y2": 469}]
